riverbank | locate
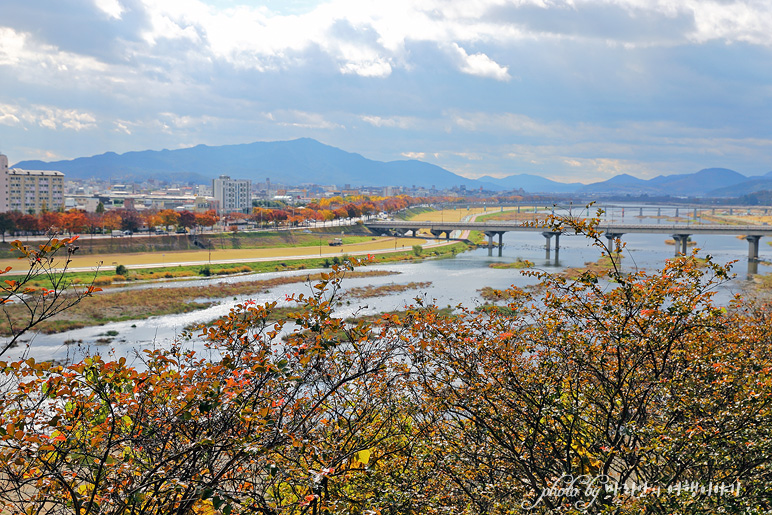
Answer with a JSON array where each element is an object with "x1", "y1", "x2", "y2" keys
[
  {"x1": 2, "y1": 238, "x2": 472, "y2": 335},
  {"x1": 0, "y1": 270, "x2": 402, "y2": 336}
]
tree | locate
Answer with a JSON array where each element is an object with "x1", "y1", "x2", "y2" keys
[
  {"x1": 0, "y1": 236, "x2": 101, "y2": 355},
  {"x1": 101, "y1": 211, "x2": 122, "y2": 232},
  {"x1": 195, "y1": 210, "x2": 218, "y2": 229},
  {"x1": 157, "y1": 209, "x2": 181, "y2": 228},
  {"x1": 117, "y1": 209, "x2": 143, "y2": 234},
  {"x1": 61, "y1": 209, "x2": 89, "y2": 235},
  {"x1": 0, "y1": 263, "x2": 419, "y2": 514},
  {"x1": 402, "y1": 214, "x2": 772, "y2": 513},
  {"x1": 14, "y1": 213, "x2": 39, "y2": 235},
  {"x1": 178, "y1": 210, "x2": 197, "y2": 230},
  {"x1": 38, "y1": 211, "x2": 62, "y2": 234},
  {"x1": 0, "y1": 212, "x2": 16, "y2": 242}
]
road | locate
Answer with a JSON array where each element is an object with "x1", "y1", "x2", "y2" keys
[{"x1": 0, "y1": 235, "x2": 460, "y2": 274}]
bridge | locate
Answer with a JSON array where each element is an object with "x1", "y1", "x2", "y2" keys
[{"x1": 364, "y1": 221, "x2": 772, "y2": 261}]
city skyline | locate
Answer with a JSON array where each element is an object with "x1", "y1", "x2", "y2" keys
[{"x1": 1, "y1": 0, "x2": 771, "y2": 184}]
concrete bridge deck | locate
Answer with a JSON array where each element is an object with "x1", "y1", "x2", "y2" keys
[{"x1": 364, "y1": 221, "x2": 772, "y2": 261}]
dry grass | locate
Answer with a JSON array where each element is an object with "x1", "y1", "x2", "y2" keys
[
  {"x1": 344, "y1": 281, "x2": 432, "y2": 299},
  {"x1": 560, "y1": 255, "x2": 624, "y2": 280},
  {"x1": 489, "y1": 258, "x2": 533, "y2": 269},
  {"x1": 0, "y1": 270, "x2": 398, "y2": 335}
]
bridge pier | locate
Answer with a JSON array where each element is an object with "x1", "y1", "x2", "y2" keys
[
  {"x1": 605, "y1": 232, "x2": 624, "y2": 252},
  {"x1": 484, "y1": 231, "x2": 505, "y2": 257},
  {"x1": 430, "y1": 229, "x2": 450, "y2": 240},
  {"x1": 639, "y1": 207, "x2": 643, "y2": 217},
  {"x1": 541, "y1": 231, "x2": 561, "y2": 255},
  {"x1": 746, "y1": 235, "x2": 762, "y2": 262},
  {"x1": 671, "y1": 234, "x2": 691, "y2": 256}
]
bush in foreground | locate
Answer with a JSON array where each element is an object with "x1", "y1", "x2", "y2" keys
[{"x1": 0, "y1": 217, "x2": 771, "y2": 514}]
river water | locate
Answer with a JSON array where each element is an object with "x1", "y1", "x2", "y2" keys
[{"x1": 5, "y1": 204, "x2": 770, "y2": 363}]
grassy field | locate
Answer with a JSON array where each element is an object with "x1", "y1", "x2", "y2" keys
[{"x1": 0, "y1": 235, "x2": 430, "y2": 279}]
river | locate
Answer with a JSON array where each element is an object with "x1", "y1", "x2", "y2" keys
[{"x1": 5, "y1": 204, "x2": 770, "y2": 363}]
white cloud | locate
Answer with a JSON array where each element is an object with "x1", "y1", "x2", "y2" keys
[
  {"x1": 269, "y1": 110, "x2": 344, "y2": 130},
  {"x1": 401, "y1": 151, "x2": 426, "y2": 159},
  {"x1": 0, "y1": 113, "x2": 20, "y2": 126},
  {"x1": 450, "y1": 43, "x2": 511, "y2": 81},
  {"x1": 0, "y1": 27, "x2": 107, "y2": 75},
  {"x1": 0, "y1": 103, "x2": 98, "y2": 132},
  {"x1": 360, "y1": 115, "x2": 415, "y2": 129},
  {"x1": 451, "y1": 152, "x2": 483, "y2": 160},
  {"x1": 339, "y1": 57, "x2": 392, "y2": 77},
  {"x1": 38, "y1": 108, "x2": 98, "y2": 131},
  {"x1": 0, "y1": 28, "x2": 26, "y2": 66},
  {"x1": 685, "y1": 0, "x2": 772, "y2": 46},
  {"x1": 114, "y1": 120, "x2": 133, "y2": 134},
  {"x1": 93, "y1": 0, "x2": 125, "y2": 19}
]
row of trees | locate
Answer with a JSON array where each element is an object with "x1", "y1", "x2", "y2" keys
[
  {"x1": 0, "y1": 209, "x2": 220, "y2": 240},
  {"x1": 2, "y1": 215, "x2": 769, "y2": 513},
  {"x1": 0, "y1": 194, "x2": 437, "y2": 239}
]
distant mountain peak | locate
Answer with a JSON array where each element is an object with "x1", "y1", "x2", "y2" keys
[{"x1": 10, "y1": 139, "x2": 762, "y2": 197}]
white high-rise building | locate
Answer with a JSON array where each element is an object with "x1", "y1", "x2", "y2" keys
[
  {"x1": 0, "y1": 153, "x2": 65, "y2": 213},
  {"x1": 212, "y1": 175, "x2": 251, "y2": 214},
  {"x1": 0, "y1": 154, "x2": 8, "y2": 212}
]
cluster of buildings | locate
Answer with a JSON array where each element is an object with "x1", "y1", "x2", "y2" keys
[
  {"x1": 1, "y1": 152, "x2": 484, "y2": 216},
  {"x1": 1, "y1": 153, "x2": 256, "y2": 215}
]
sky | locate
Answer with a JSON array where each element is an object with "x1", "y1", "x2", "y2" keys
[{"x1": 1, "y1": 0, "x2": 771, "y2": 184}]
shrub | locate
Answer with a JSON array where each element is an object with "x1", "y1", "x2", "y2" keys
[
  {"x1": 93, "y1": 276, "x2": 113, "y2": 286},
  {"x1": 115, "y1": 264, "x2": 128, "y2": 276},
  {"x1": 412, "y1": 244, "x2": 423, "y2": 256}
]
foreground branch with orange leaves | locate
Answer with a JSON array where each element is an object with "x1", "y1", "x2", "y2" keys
[{"x1": 0, "y1": 216, "x2": 770, "y2": 514}]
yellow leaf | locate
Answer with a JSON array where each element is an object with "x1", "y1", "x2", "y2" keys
[{"x1": 356, "y1": 449, "x2": 372, "y2": 465}]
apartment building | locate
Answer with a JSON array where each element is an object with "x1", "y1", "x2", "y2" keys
[
  {"x1": 212, "y1": 175, "x2": 251, "y2": 214},
  {"x1": 0, "y1": 154, "x2": 8, "y2": 212},
  {"x1": 0, "y1": 153, "x2": 65, "y2": 213}
]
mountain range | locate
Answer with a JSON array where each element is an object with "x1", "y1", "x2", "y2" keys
[{"x1": 12, "y1": 138, "x2": 772, "y2": 198}]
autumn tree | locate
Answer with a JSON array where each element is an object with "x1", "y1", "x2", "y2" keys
[
  {"x1": 195, "y1": 210, "x2": 219, "y2": 229},
  {"x1": 117, "y1": 208, "x2": 143, "y2": 234},
  {"x1": 402, "y1": 214, "x2": 772, "y2": 513},
  {"x1": 156, "y1": 209, "x2": 181, "y2": 228},
  {"x1": 0, "y1": 236, "x2": 101, "y2": 356},
  {"x1": 2, "y1": 213, "x2": 772, "y2": 515},
  {"x1": 101, "y1": 210, "x2": 123, "y2": 232},
  {"x1": 38, "y1": 211, "x2": 62, "y2": 234},
  {"x1": 0, "y1": 262, "x2": 423, "y2": 514},
  {"x1": 60, "y1": 209, "x2": 89, "y2": 235},
  {"x1": 178, "y1": 210, "x2": 197, "y2": 230}
]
